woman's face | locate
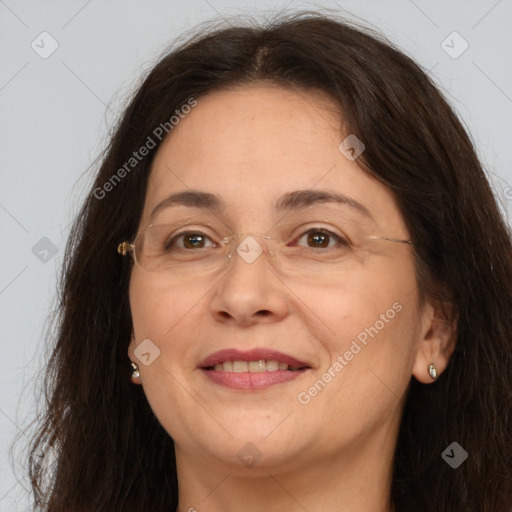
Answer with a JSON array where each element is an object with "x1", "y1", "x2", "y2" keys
[{"x1": 128, "y1": 84, "x2": 431, "y2": 473}]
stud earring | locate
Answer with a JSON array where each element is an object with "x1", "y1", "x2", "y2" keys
[
  {"x1": 428, "y1": 363, "x2": 438, "y2": 380},
  {"x1": 131, "y1": 362, "x2": 140, "y2": 382}
]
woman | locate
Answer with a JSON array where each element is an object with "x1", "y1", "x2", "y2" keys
[{"x1": 29, "y1": 11, "x2": 512, "y2": 512}]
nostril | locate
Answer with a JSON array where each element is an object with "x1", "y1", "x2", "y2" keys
[{"x1": 256, "y1": 310, "x2": 271, "y2": 316}]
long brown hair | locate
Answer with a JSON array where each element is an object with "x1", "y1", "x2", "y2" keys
[{"x1": 28, "y1": 11, "x2": 512, "y2": 512}]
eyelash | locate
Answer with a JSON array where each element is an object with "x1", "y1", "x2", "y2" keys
[{"x1": 165, "y1": 228, "x2": 349, "y2": 250}]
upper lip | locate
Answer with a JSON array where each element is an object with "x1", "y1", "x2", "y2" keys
[{"x1": 198, "y1": 348, "x2": 311, "y2": 369}]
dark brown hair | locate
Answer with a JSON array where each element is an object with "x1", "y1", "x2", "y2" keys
[{"x1": 28, "y1": 11, "x2": 512, "y2": 512}]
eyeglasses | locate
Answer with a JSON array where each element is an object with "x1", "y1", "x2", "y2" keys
[{"x1": 118, "y1": 218, "x2": 413, "y2": 277}]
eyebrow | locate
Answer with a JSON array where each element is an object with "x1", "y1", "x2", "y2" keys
[{"x1": 150, "y1": 189, "x2": 372, "y2": 220}]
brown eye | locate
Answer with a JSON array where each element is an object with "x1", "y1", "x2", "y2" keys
[
  {"x1": 183, "y1": 233, "x2": 207, "y2": 249},
  {"x1": 307, "y1": 231, "x2": 330, "y2": 248},
  {"x1": 165, "y1": 231, "x2": 216, "y2": 251},
  {"x1": 294, "y1": 229, "x2": 348, "y2": 249}
]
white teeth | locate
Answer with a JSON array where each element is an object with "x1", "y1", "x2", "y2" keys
[
  {"x1": 249, "y1": 360, "x2": 266, "y2": 372},
  {"x1": 211, "y1": 359, "x2": 299, "y2": 372},
  {"x1": 232, "y1": 361, "x2": 248, "y2": 372},
  {"x1": 266, "y1": 360, "x2": 279, "y2": 371}
]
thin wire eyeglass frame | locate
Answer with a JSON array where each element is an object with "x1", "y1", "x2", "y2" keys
[{"x1": 117, "y1": 224, "x2": 414, "y2": 273}]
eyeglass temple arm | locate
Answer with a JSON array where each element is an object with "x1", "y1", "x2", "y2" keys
[
  {"x1": 118, "y1": 241, "x2": 133, "y2": 256},
  {"x1": 367, "y1": 235, "x2": 414, "y2": 244}
]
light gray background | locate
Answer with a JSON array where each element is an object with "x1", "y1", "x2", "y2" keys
[{"x1": 1, "y1": 1, "x2": 511, "y2": 510}]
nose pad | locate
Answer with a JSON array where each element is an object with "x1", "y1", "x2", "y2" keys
[{"x1": 225, "y1": 234, "x2": 275, "y2": 266}]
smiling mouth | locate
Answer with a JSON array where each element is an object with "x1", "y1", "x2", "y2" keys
[
  {"x1": 198, "y1": 349, "x2": 312, "y2": 389},
  {"x1": 204, "y1": 359, "x2": 311, "y2": 372}
]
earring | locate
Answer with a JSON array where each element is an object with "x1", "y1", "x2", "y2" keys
[
  {"x1": 428, "y1": 363, "x2": 437, "y2": 380},
  {"x1": 131, "y1": 362, "x2": 140, "y2": 382}
]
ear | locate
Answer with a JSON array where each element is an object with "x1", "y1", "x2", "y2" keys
[
  {"x1": 128, "y1": 332, "x2": 142, "y2": 385},
  {"x1": 412, "y1": 297, "x2": 457, "y2": 383}
]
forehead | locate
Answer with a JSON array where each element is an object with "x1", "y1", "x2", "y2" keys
[{"x1": 140, "y1": 84, "x2": 405, "y2": 232}]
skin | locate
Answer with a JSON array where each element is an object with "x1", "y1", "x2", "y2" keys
[{"x1": 128, "y1": 84, "x2": 456, "y2": 512}]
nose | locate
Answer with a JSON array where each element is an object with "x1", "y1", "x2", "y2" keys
[{"x1": 209, "y1": 240, "x2": 290, "y2": 326}]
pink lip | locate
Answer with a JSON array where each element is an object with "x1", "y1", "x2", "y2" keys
[
  {"x1": 198, "y1": 348, "x2": 310, "y2": 369},
  {"x1": 201, "y1": 369, "x2": 308, "y2": 390},
  {"x1": 198, "y1": 348, "x2": 311, "y2": 391}
]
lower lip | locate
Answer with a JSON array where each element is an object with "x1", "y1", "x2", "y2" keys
[{"x1": 200, "y1": 369, "x2": 309, "y2": 390}]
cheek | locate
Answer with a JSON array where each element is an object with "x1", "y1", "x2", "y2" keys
[
  {"x1": 129, "y1": 272, "x2": 204, "y2": 342},
  {"x1": 128, "y1": 273, "x2": 206, "y2": 439},
  {"x1": 291, "y1": 257, "x2": 417, "y2": 344},
  {"x1": 128, "y1": 273, "x2": 205, "y2": 397},
  {"x1": 294, "y1": 297, "x2": 417, "y2": 446},
  {"x1": 296, "y1": 260, "x2": 419, "y2": 399}
]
